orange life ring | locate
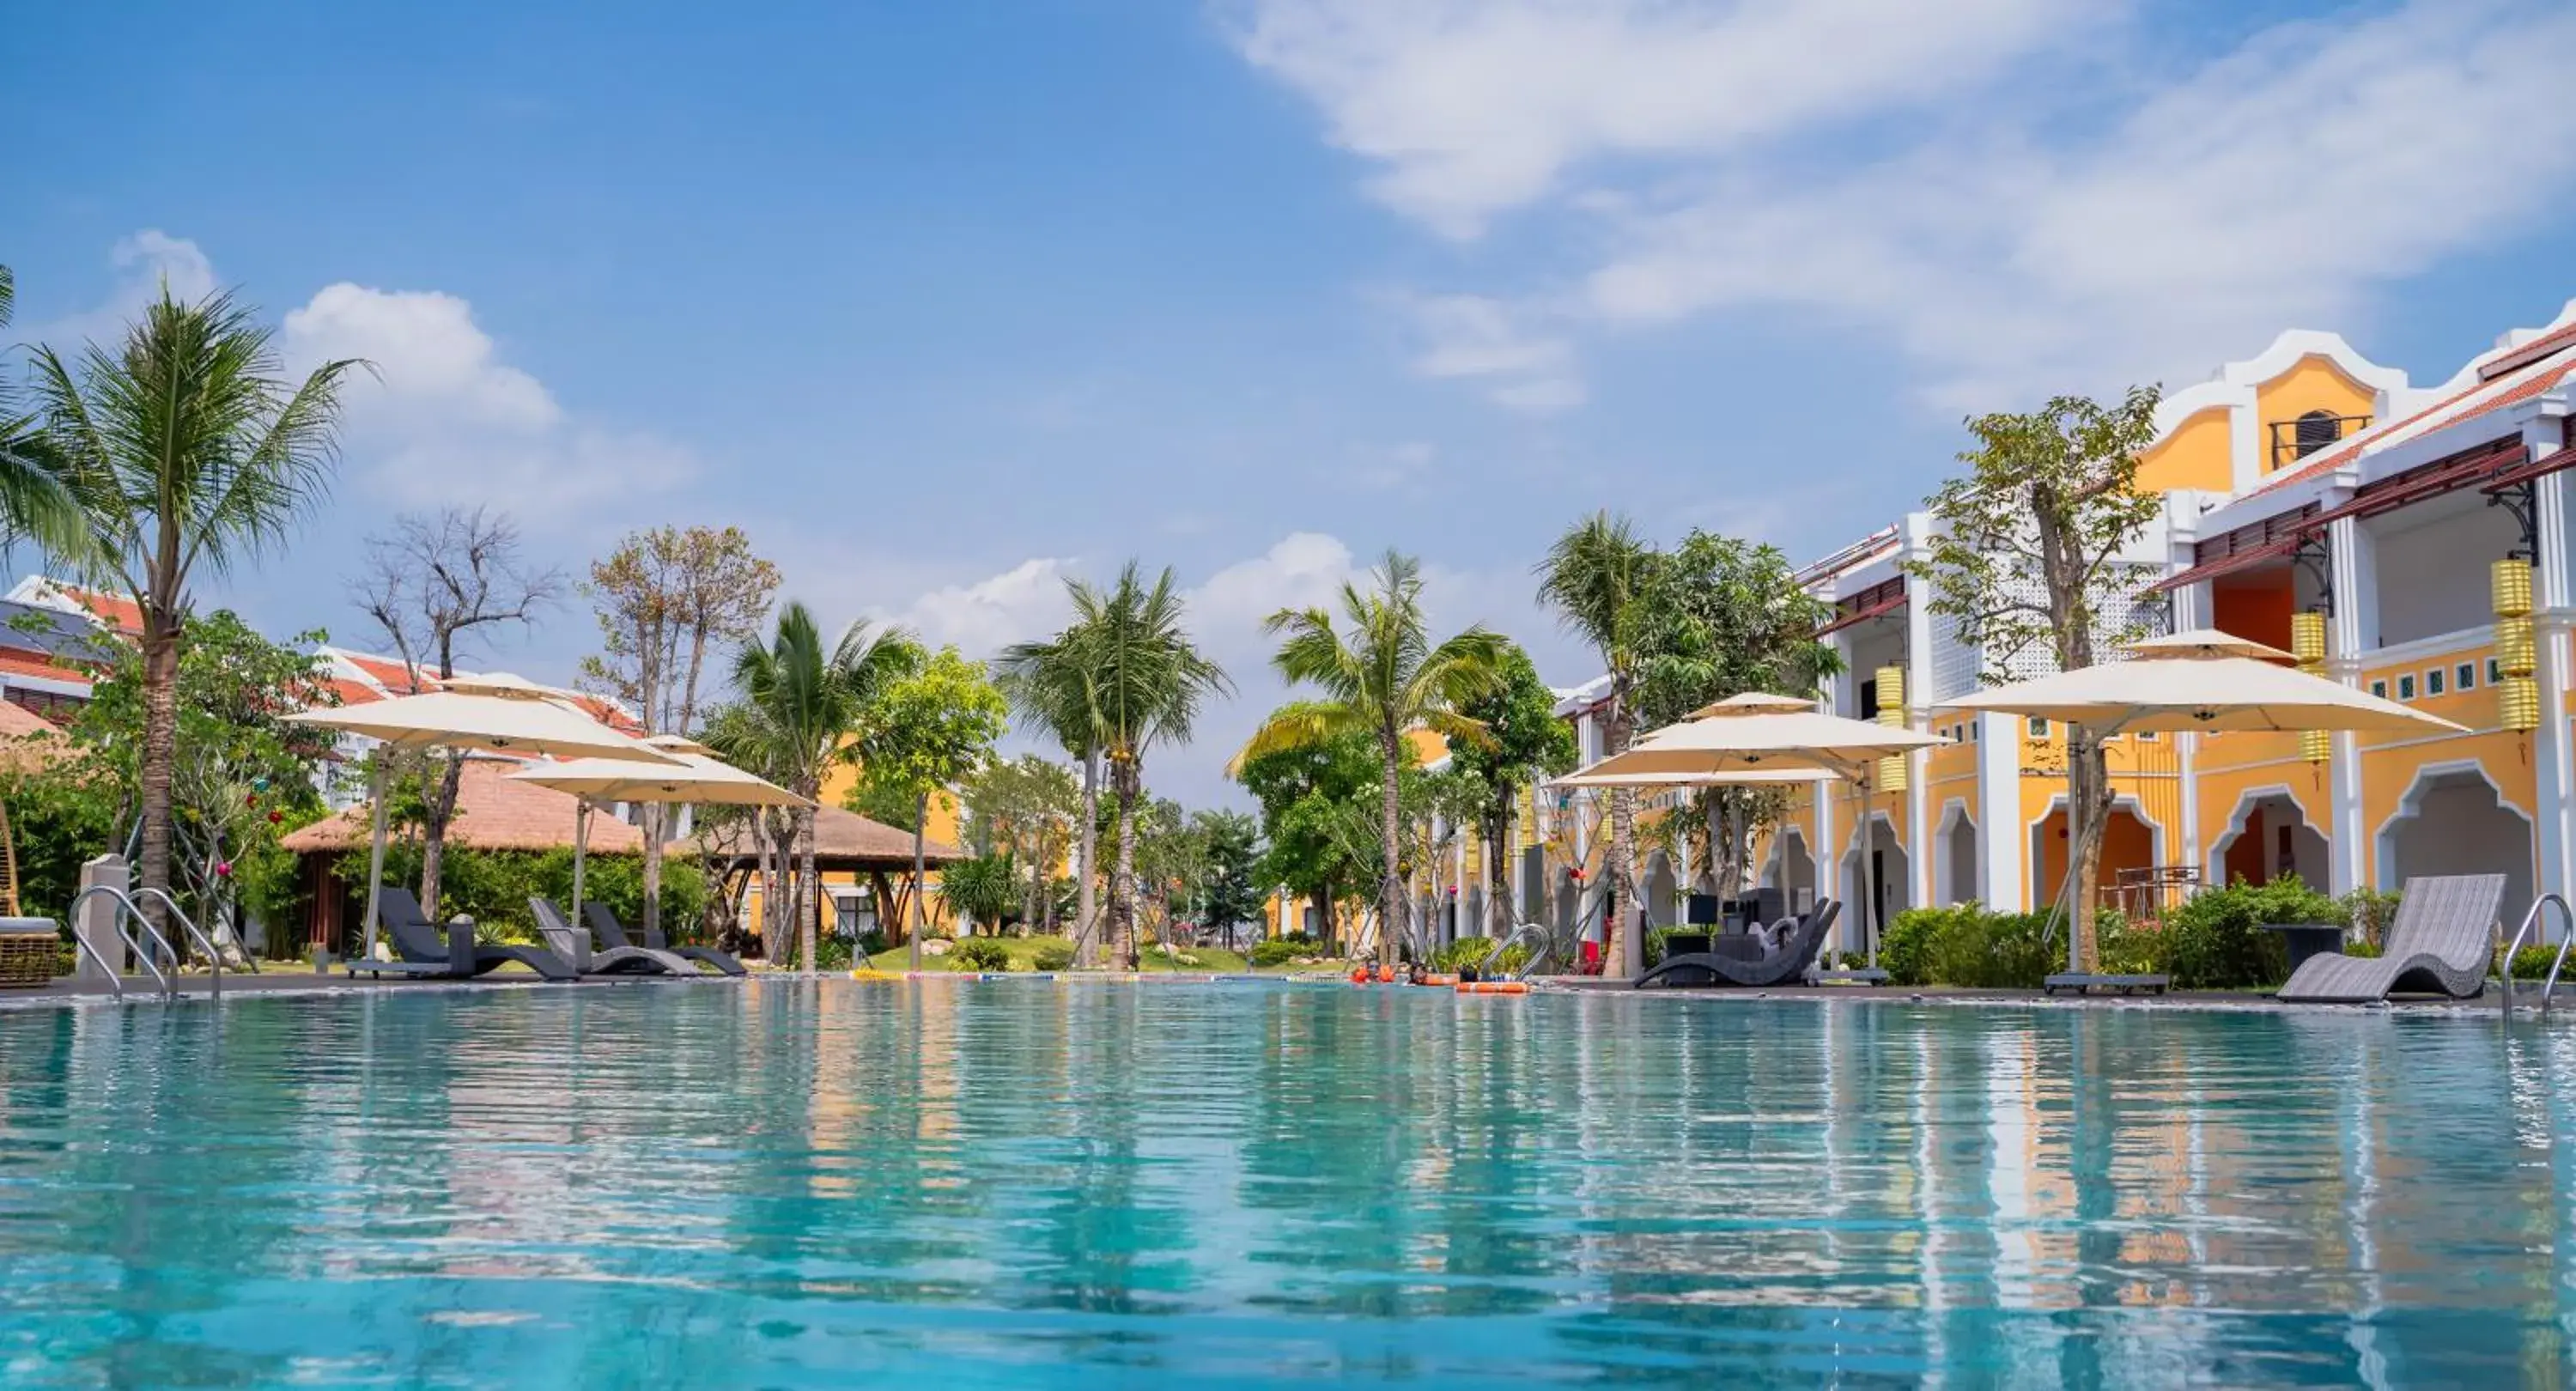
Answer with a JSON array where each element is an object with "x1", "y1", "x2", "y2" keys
[{"x1": 1455, "y1": 981, "x2": 1529, "y2": 995}]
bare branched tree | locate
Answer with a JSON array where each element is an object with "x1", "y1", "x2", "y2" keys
[{"x1": 355, "y1": 506, "x2": 563, "y2": 918}]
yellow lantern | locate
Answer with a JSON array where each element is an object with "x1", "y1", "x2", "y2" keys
[
  {"x1": 2498, "y1": 615, "x2": 2538, "y2": 677},
  {"x1": 2500, "y1": 676, "x2": 2543, "y2": 732},
  {"x1": 2290, "y1": 610, "x2": 2328, "y2": 664},
  {"x1": 1877, "y1": 753, "x2": 1908, "y2": 793},
  {"x1": 1874, "y1": 665, "x2": 1906, "y2": 726},
  {"x1": 2300, "y1": 729, "x2": 2332, "y2": 763},
  {"x1": 2493, "y1": 559, "x2": 2536, "y2": 618}
]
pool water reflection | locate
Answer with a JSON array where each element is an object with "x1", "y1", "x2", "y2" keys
[{"x1": 1, "y1": 981, "x2": 2572, "y2": 1387}]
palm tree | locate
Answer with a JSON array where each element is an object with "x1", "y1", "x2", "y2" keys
[
  {"x1": 1244, "y1": 550, "x2": 1509, "y2": 972},
  {"x1": 727, "y1": 601, "x2": 921, "y2": 971},
  {"x1": 994, "y1": 627, "x2": 1109, "y2": 963},
  {"x1": 0, "y1": 266, "x2": 89, "y2": 565},
  {"x1": 1004, "y1": 563, "x2": 1226, "y2": 969},
  {"x1": 1535, "y1": 512, "x2": 1657, "y2": 977},
  {"x1": 31, "y1": 286, "x2": 361, "y2": 926}
]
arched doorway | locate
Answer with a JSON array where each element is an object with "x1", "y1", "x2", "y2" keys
[
  {"x1": 2210, "y1": 789, "x2": 2328, "y2": 890},
  {"x1": 1641, "y1": 850, "x2": 1679, "y2": 927},
  {"x1": 2030, "y1": 803, "x2": 2160, "y2": 912},
  {"x1": 1840, "y1": 814, "x2": 1912, "y2": 952},
  {"x1": 1935, "y1": 803, "x2": 1978, "y2": 906},
  {"x1": 2377, "y1": 766, "x2": 2535, "y2": 914},
  {"x1": 1764, "y1": 826, "x2": 1817, "y2": 912}
]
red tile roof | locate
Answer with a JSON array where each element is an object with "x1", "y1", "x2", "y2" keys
[
  {"x1": 53, "y1": 586, "x2": 143, "y2": 636},
  {"x1": 2246, "y1": 350, "x2": 2576, "y2": 501},
  {"x1": 0, "y1": 651, "x2": 94, "y2": 688},
  {"x1": 281, "y1": 757, "x2": 648, "y2": 855}
]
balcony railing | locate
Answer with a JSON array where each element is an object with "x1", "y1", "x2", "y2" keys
[{"x1": 2269, "y1": 413, "x2": 2372, "y2": 471}]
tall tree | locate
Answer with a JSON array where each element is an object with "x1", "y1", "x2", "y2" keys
[
  {"x1": 33, "y1": 286, "x2": 361, "y2": 925},
  {"x1": 849, "y1": 647, "x2": 1007, "y2": 969},
  {"x1": 1535, "y1": 512, "x2": 1656, "y2": 978},
  {"x1": 1236, "y1": 726, "x2": 1382, "y2": 951},
  {"x1": 0, "y1": 265, "x2": 86, "y2": 558},
  {"x1": 580, "y1": 525, "x2": 780, "y2": 935},
  {"x1": 1245, "y1": 550, "x2": 1508, "y2": 971},
  {"x1": 1188, "y1": 809, "x2": 1264, "y2": 951},
  {"x1": 727, "y1": 602, "x2": 922, "y2": 971},
  {"x1": 964, "y1": 754, "x2": 1080, "y2": 932},
  {"x1": 995, "y1": 625, "x2": 1109, "y2": 962},
  {"x1": 1912, "y1": 387, "x2": 2164, "y2": 970},
  {"x1": 355, "y1": 506, "x2": 561, "y2": 919},
  {"x1": 1626, "y1": 530, "x2": 1838, "y2": 899},
  {"x1": 1443, "y1": 643, "x2": 1578, "y2": 938}
]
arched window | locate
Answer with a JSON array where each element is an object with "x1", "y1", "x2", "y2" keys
[{"x1": 2293, "y1": 409, "x2": 2342, "y2": 457}]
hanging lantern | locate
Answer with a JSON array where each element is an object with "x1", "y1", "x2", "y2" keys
[
  {"x1": 2300, "y1": 729, "x2": 2332, "y2": 763},
  {"x1": 1877, "y1": 753, "x2": 1909, "y2": 793},
  {"x1": 2493, "y1": 559, "x2": 2536, "y2": 618},
  {"x1": 1874, "y1": 665, "x2": 1905, "y2": 727},
  {"x1": 2290, "y1": 610, "x2": 2328, "y2": 664},
  {"x1": 2498, "y1": 615, "x2": 2538, "y2": 677},
  {"x1": 2500, "y1": 676, "x2": 2543, "y2": 732}
]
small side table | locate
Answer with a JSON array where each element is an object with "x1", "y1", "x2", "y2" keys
[{"x1": 2262, "y1": 922, "x2": 2347, "y2": 976}]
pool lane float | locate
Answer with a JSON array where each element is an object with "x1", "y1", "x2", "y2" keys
[
  {"x1": 849, "y1": 969, "x2": 902, "y2": 981},
  {"x1": 1455, "y1": 980, "x2": 1529, "y2": 995}
]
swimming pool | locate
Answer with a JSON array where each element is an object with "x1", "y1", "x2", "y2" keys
[{"x1": 1, "y1": 981, "x2": 2570, "y2": 1388}]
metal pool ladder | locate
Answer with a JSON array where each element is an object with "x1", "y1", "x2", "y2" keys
[
  {"x1": 62, "y1": 884, "x2": 250, "y2": 1003},
  {"x1": 2500, "y1": 893, "x2": 2573, "y2": 1018}
]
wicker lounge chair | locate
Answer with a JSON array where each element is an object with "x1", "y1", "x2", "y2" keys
[
  {"x1": 2276, "y1": 873, "x2": 2506, "y2": 1003},
  {"x1": 349, "y1": 888, "x2": 576, "y2": 981},
  {"x1": 585, "y1": 900, "x2": 747, "y2": 976},
  {"x1": 531, "y1": 898, "x2": 696, "y2": 978},
  {"x1": 1636, "y1": 900, "x2": 1842, "y2": 989}
]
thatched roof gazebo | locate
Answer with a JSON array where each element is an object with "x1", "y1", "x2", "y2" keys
[{"x1": 679, "y1": 805, "x2": 969, "y2": 947}]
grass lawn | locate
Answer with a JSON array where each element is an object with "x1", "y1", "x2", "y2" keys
[{"x1": 864, "y1": 934, "x2": 1260, "y2": 974}]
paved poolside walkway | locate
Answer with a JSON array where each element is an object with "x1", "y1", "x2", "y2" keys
[{"x1": 1529, "y1": 975, "x2": 2554, "y2": 1013}]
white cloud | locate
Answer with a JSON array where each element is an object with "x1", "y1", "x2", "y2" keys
[
  {"x1": 1399, "y1": 292, "x2": 1585, "y2": 411},
  {"x1": 1229, "y1": 0, "x2": 2090, "y2": 237},
  {"x1": 890, "y1": 556, "x2": 1082, "y2": 656},
  {"x1": 23, "y1": 230, "x2": 217, "y2": 349},
  {"x1": 1240, "y1": 0, "x2": 2576, "y2": 410},
  {"x1": 280, "y1": 282, "x2": 693, "y2": 513}
]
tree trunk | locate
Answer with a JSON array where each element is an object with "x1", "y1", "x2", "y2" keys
[
  {"x1": 641, "y1": 803, "x2": 665, "y2": 941},
  {"x1": 1377, "y1": 733, "x2": 1405, "y2": 972},
  {"x1": 1605, "y1": 786, "x2": 1640, "y2": 979},
  {"x1": 907, "y1": 791, "x2": 929, "y2": 969},
  {"x1": 418, "y1": 750, "x2": 465, "y2": 920},
  {"x1": 762, "y1": 814, "x2": 787, "y2": 969},
  {"x1": 1482, "y1": 817, "x2": 1506, "y2": 940},
  {"x1": 1021, "y1": 827, "x2": 1042, "y2": 932},
  {"x1": 137, "y1": 623, "x2": 181, "y2": 941},
  {"x1": 2068, "y1": 727, "x2": 2112, "y2": 971},
  {"x1": 797, "y1": 805, "x2": 820, "y2": 975},
  {"x1": 1110, "y1": 761, "x2": 1140, "y2": 969},
  {"x1": 1074, "y1": 745, "x2": 1102, "y2": 967}
]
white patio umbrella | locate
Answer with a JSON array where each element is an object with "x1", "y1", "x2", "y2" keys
[
  {"x1": 1562, "y1": 692, "x2": 1945, "y2": 975},
  {"x1": 508, "y1": 747, "x2": 809, "y2": 950},
  {"x1": 1938, "y1": 627, "x2": 2466, "y2": 982},
  {"x1": 288, "y1": 690, "x2": 682, "y2": 963}
]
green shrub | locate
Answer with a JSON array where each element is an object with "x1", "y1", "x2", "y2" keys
[
  {"x1": 1251, "y1": 938, "x2": 1323, "y2": 968},
  {"x1": 1436, "y1": 937, "x2": 1504, "y2": 971},
  {"x1": 2162, "y1": 878, "x2": 2336, "y2": 988},
  {"x1": 949, "y1": 938, "x2": 1012, "y2": 971},
  {"x1": 1880, "y1": 904, "x2": 2057, "y2": 988},
  {"x1": 2096, "y1": 909, "x2": 2166, "y2": 977},
  {"x1": 2506, "y1": 945, "x2": 2562, "y2": 981},
  {"x1": 2341, "y1": 887, "x2": 2403, "y2": 951},
  {"x1": 1030, "y1": 944, "x2": 1074, "y2": 972},
  {"x1": 2343, "y1": 939, "x2": 2382, "y2": 960},
  {"x1": 817, "y1": 934, "x2": 854, "y2": 971}
]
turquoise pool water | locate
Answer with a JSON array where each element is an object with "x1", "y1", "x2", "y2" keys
[{"x1": 2, "y1": 982, "x2": 2572, "y2": 1388}]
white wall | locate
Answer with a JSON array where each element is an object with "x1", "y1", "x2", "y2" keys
[{"x1": 2367, "y1": 502, "x2": 2519, "y2": 647}]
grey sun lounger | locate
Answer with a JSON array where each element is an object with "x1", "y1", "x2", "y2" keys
[
  {"x1": 349, "y1": 887, "x2": 576, "y2": 981},
  {"x1": 1636, "y1": 900, "x2": 1842, "y2": 989},
  {"x1": 2276, "y1": 873, "x2": 2506, "y2": 1003},
  {"x1": 531, "y1": 898, "x2": 697, "y2": 979},
  {"x1": 585, "y1": 900, "x2": 747, "y2": 976}
]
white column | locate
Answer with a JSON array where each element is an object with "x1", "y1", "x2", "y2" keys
[
  {"x1": 2533, "y1": 453, "x2": 2573, "y2": 903},
  {"x1": 1976, "y1": 713, "x2": 2020, "y2": 909},
  {"x1": 2327, "y1": 517, "x2": 2373, "y2": 894},
  {"x1": 1904, "y1": 537, "x2": 1936, "y2": 911}
]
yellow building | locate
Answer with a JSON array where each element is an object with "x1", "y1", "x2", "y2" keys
[{"x1": 1542, "y1": 303, "x2": 2576, "y2": 954}]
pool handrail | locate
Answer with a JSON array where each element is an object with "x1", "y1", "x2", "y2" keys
[
  {"x1": 129, "y1": 886, "x2": 247, "y2": 999},
  {"x1": 2500, "y1": 892, "x2": 2574, "y2": 1017},
  {"x1": 65, "y1": 884, "x2": 173, "y2": 1001}
]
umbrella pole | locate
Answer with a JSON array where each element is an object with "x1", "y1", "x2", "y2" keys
[
  {"x1": 1860, "y1": 768, "x2": 1880, "y2": 969},
  {"x1": 573, "y1": 801, "x2": 588, "y2": 932},
  {"x1": 361, "y1": 750, "x2": 390, "y2": 966}
]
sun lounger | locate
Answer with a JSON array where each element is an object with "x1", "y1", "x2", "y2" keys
[
  {"x1": 349, "y1": 888, "x2": 575, "y2": 981},
  {"x1": 1636, "y1": 900, "x2": 1842, "y2": 989},
  {"x1": 2276, "y1": 873, "x2": 2506, "y2": 1003},
  {"x1": 585, "y1": 900, "x2": 746, "y2": 976},
  {"x1": 531, "y1": 898, "x2": 696, "y2": 978}
]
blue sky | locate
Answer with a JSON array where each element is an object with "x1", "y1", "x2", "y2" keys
[{"x1": 9, "y1": 0, "x2": 2576, "y2": 803}]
